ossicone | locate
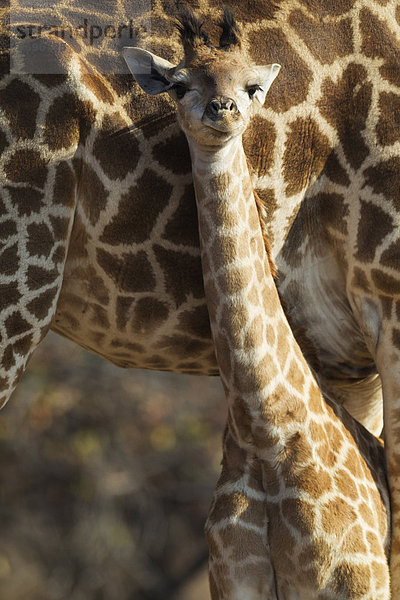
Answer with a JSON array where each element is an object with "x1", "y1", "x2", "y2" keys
[
  {"x1": 219, "y1": 7, "x2": 242, "y2": 50},
  {"x1": 175, "y1": 4, "x2": 210, "y2": 56}
]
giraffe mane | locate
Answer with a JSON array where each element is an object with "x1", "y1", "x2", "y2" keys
[
  {"x1": 253, "y1": 189, "x2": 277, "y2": 280},
  {"x1": 253, "y1": 176, "x2": 321, "y2": 371}
]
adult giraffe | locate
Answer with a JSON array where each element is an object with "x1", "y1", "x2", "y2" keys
[{"x1": 1, "y1": 0, "x2": 400, "y2": 592}]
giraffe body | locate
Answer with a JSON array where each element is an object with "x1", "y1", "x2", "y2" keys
[
  {"x1": 2, "y1": 0, "x2": 400, "y2": 592},
  {"x1": 125, "y1": 9, "x2": 391, "y2": 597}
]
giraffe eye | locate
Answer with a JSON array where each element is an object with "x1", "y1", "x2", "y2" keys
[
  {"x1": 173, "y1": 84, "x2": 187, "y2": 99},
  {"x1": 247, "y1": 85, "x2": 262, "y2": 99}
]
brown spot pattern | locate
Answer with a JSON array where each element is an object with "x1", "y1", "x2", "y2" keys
[
  {"x1": 376, "y1": 92, "x2": 400, "y2": 146},
  {"x1": 27, "y1": 266, "x2": 59, "y2": 290},
  {"x1": 324, "y1": 151, "x2": 350, "y2": 186},
  {"x1": 244, "y1": 117, "x2": 276, "y2": 176},
  {"x1": 331, "y1": 563, "x2": 371, "y2": 598},
  {"x1": 0, "y1": 282, "x2": 21, "y2": 311},
  {"x1": 364, "y1": 158, "x2": 400, "y2": 211},
  {"x1": 14, "y1": 335, "x2": 34, "y2": 357},
  {"x1": 2, "y1": 345, "x2": 15, "y2": 370},
  {"x1": 53, "y1": 161, "x2": 76, "y2": 207},
  {"x1": 97, "y1": 249, "x2": 155, "y2": 294},
  {"x1": 281, "y1": 498, "x2": 315, "y2": 537},
  {"x1": 26, "y1": 223, "x2": 54, "y2": 258},
  {"x1": 101, "y1": 169, "x2": 172, "y2": 245},
  {"x1": 0, "y1": 243, "x2": 19, "y2": 276},
  {"x1": 5, "y1": 312, "x2": 31, "y2": 337},
  {"x1": 319, "y1": 63, "x2": 372, "y2": 170},
  {"x1": 152, "y1": 131, "x2": 191, "y2": 175},
  {"x1": 352, "y1": 267, "x2": 371, "y2": 293},
  {"x1": 27, "y1": 287, "x2": 58, "y2": 320},
  {"x1": 321, "y1": 497, "x2": 356, "y2": 535},
  {"x1": 221, "y1": 0, "x2": 278, "y2": 22},
  {"x1": 298, "y1": 0, "x2": 354, "y2": 15},
  {"x1": 392, "y1": 329, "x2": 400, "y2": 352},
  {"x1": 93, "y1": 114, "x2": 140, "y2": 180},
  {"x1": 0, "y1": 79, "x2": 40, "y2": 139},
  {"x1": 80, "y1": 73, "x2": 114, "y2": 103},
  {"x1": 50, "y1": 216, "x2": 70, "y2": 241},
  {"x1": 0, "y1": 220, "x2": 17, "y2": 239},
  {"x1": 316, "y1": 192, "x2": 349, "y2": 233},
  {"x1": 381, "y1": 237, "x2": 400, "y2": 270},
  {"x1": 33, "y1": 74, "x2": 68, "y2": 88},
  {"x1": 158, "y1": 334, "x2": 210, "y2": 359},
  {"x1": 248, "y1": 26, "x2": 312, "y2": 113},
  {"x1": 154, "y1": 245, "x2": 204, "y2": 306},
  {"x1": 287, "y1": 465, "x2": 333, "y2": 500},
  {"x1": 5, "y1": 150, "x2": 48, "y2": 188},
  {"x1": 131, "y1": 297, "x2": 170, "y2": 334},
  {"x1": 79, "y1": 162, "x2": 108, "y2": 226},
  {"x1": 283, "y1": 118, "x2": 331, "y2": 197},
  {"x1": 381, "y1": 296, "x2": 393, "y2": 320},
  {"x1": 162, "y1": 184, "x2": 199, "y2": 247},
  {"x1": 44, "y1": 93, "x2": 95, "y2": 150},
  {"x1": 6, "y1": 186, "x2": 43, "y2": 216},
  {"x1": 178, "y1": 305, "x2": 211, "y2": 339},
  {"x1": 360, "y1": 8, "x2": 400, "y2": 88},
  {"x1": 371, "y1": 269, "x2": 400, "y2": 295},
  {"x1": 0, "y1": 129, "x2": 9, "y2": 155},
  {"x1": 355, "y1": 200, "x2": 392, "y2": 262},
  {"x1": 290, "y1": 10, "x2": 353, "y2": 64}
]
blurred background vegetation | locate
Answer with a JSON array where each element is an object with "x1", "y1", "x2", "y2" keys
[{"x1": 0, "y1": 332, "x2": 226, "y2": 599}]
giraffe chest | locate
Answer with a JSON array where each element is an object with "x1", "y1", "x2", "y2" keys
[
  {"x1": 277, "y1": 247, "x2": 377, "y2": 381},
  {"x1": 274, "y1": 200, "x2": 389, "y2": 436}
]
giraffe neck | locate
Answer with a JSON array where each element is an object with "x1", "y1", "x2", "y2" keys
[{"x1": 188, "y1": 135, "x2": 323, "y2": 448}]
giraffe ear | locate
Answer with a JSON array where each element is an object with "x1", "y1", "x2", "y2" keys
[
  {"x1": 123, "y1": 47, "x2": 176, "y2": 95},
  {"x1": 251, "y1": 63, "x2": 281, "y2": 106}
]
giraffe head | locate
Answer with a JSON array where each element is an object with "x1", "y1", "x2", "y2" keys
[{"x1": 123, "y1": 7, "x2": 280, "y2": 148}]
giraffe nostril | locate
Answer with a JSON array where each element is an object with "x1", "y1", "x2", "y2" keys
[
  {"x1": 209, "y1": 100, "x2": 221, "y2": 115},
  {"x1": 206, "y1": 97, "x2": 238, "y2": 118},
  {"x1": 224, "y1": 99, "x2": 236, "y2": 112}
]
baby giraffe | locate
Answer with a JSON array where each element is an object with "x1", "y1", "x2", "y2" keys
[{"x1": 124, "y1": 8, "x2": 390, "y2": 599}]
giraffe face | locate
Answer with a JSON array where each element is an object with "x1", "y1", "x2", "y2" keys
[
  {"x1": 123, "y1": 7, "x2": 280, "y2": 149},
  {"x1": 168, "y1": 52, "x2": 280, "y2": 147},
  {"x1": 124, "y1": 46, "x2": 280, "y2": 148}
]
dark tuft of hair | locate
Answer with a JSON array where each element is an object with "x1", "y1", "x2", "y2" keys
[
  {"x1": 176, "y1": 4, "x2": 209, "y2": 52},
  {"x1": 219, "y1": 7, "x2": 242, "y2": 49}
]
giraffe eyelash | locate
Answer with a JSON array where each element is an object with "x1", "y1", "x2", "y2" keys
[
  {"x1": 247, "y1": 85, "x2": 262, "y2": 98},
  {"x1": 171, "y1": 83, "x2": 188, "y2": 99}
]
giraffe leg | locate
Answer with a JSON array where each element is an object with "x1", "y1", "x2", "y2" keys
[
  {"x1": 376, "y1": 330, "x2": 400, "y2": 596},
  {"x1": 205, "y1": 425, "x2": 277, "y2": 600},
  {"x1": 0, "y1": 39, "x2": 97, "y2": 406},
  {"x1": 0, "y1": 145, "x2": 79, "y2": 407}
]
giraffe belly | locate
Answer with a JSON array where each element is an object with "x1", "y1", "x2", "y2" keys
[
  {"x1": 53, "y1": 191, "x2": 218, "y2": 374},
  {"x1": 277, "y1": 250, "x2": 383, "y2": 436},
  {"x1": 53, "y1": 264, "x2": 217, "y2": 375}
]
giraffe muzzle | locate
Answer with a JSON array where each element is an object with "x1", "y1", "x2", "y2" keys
[{"x1": 205, "y1": 97, "x2": 238, "y2": 119}]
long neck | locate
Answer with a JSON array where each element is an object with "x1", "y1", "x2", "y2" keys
[{"x1": 188, "y1": 136, "x2": 323, "y2": 449}]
